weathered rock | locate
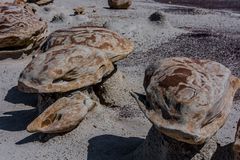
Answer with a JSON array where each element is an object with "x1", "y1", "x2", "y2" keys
[
  {"x1": 40, "y1": 26, "x2": 134, "y2": 62},
  {"x1": 0, "y1": 3, "x2": 47, "y2": 59},
  {"x1": 36, "y1": 87, "x2": 99, "y2": 114},
  {"x1": 93, "y1": 70, "x2": 125, "y2": 106},
  {"x1": 73, "y1": 6, "x2": 85, "y2": 15},
  {"x1": 14, "y1": 0, "x2": 54, "y2": 5},
  {"x1": 18, "y1": 44, "x2": 114, "y2": 93},
  {"x1": 108, "y1": 0, "x2": 132, "y2": 9},
  {"x1": 13, "y1": 0, "x2": 27, "y2": 4},
  {"x1": 234, "y1": 119, "x2": 240, "y2": 160},
  {"x1": 27, "y1": 92, "x2": 98, "y2": 133},
  {"x1": 50, "y1": 13, "x2": 65, "y2": 23},
  {"x1": 34, "y1": 0, "x2": 54, "y2": 5},
  {"x1": 134, "y1": 57, "x2": 240, "y2": 144},
  {"x1": 93, "y1": 69, "x2": 143, "y2": 108}
]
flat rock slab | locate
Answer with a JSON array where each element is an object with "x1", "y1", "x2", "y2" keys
[
  {"x1": 40, "y1": 26, "x2": 134, "y2": 63},
  {"x1": 18, "y1": 45, "x2": 114, "y2": 93}
]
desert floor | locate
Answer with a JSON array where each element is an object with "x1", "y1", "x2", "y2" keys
[{"x1": 0, "y1": 0, "x2": 239, "y2": 160}]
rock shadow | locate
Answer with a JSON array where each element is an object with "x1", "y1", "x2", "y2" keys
[
  {"x1": 16, "y1": 133, "x2": 43, "y2": 145},
  {"x1": 87, "y1": 135, "x2": 144, "y2": 160},
  {"x1": 0, "y1": 109, "x2": 37, "y2": 131},
  {"x1": 16, "y1": 132, "x2": 66, "y2": 145},
  {"x1": 4, "y1": 86, "x2": 38, "y2": 107},
  {"x1": 211, "y1": 143, "x2": 234, "y2": 160}
]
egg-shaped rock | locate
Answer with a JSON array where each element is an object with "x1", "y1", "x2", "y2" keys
[
  {"x1": 141, "y1": 57, "x2": 240, "y2": 144},
  {"x1": 108, "y1": 0, "x2": 132, "y2": 9}
]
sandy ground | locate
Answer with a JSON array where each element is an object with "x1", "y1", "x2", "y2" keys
[{"x1": 0, "y1": 0, "x2": 239, "y2": 159}]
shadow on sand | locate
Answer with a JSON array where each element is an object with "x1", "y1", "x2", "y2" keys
[
  {"x1": 211, "y1": 143, "x2": 234, "y2": 160},
  {"x1": 16, "y1": 132, "x2": 67, "y2": 145},
  {"x1": 87, "y1": 134, "x2": 235, "y2": 160},
  {"x1": 0, "y1": 86, "x2": 38, "y2": 132},
  {"x1": 0, "y1": 109, "x2": 37, "y2": 132},
  {"x1": 4, "y1": 86, "x2": 38, "y2": 107},
  {"x1": 87, "y1": 135, "x2": 143, "y2": 160}
]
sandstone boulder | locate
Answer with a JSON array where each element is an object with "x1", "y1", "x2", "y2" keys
[
  {"x1": 13, "y1": 0, "x2": 26, "y2": 4},
  {"x1": 14, "y1": 0, "x2": 54, "y2": 5},
  {"x1": 108, "y1": 0, "x2": 132, "y2": 9},
  {"x1": 0, "y1": 3, "x2": 47, "y2": 59},
  {"x1": 135, "y1": 57, "x2": 240, "y2": 144},
  {"x1": 18, "y1": 44, "x2": 114, "y2": 93},
  {"x1": 27, "y1": 92, "x2": 98, "y2": 133},
  {"x1": 33, "y1": 0, "x2": 53, "y2": 5},
  {"x1": 40, "y1": 26, "x2": 134, "y2": 62}
]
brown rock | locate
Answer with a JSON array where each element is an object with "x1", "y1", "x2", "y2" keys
[
  {"x1": 27, "y1": 92, "x2": 97, "y2": 133},
  {"x1": 108, "y1": 0, "x2": 132, "y2": 9},
  {"x1": 40, "y1": 26, "x2": 134, "y2": 62},
  {"x1": 73, "y1": 6, "x2": 85, "y2": 15},
  {"x1": 133, "y1": 57, "x2": 240, "y2": 144},
  {"x1": 14, "y1": 0, "x2": 54, "y2": 5},
  {"x1": 34, "y1": 0, "x2": 53, "y2": 5},
  {"x1": 18, "y1": 44, "x2": 114, "y2": 93},
  {"x1": 0, "y1": 3, "x2": 47, "y2": 59},
  {"x1": 13, "y1": 0, "x2": 27, "y2": 4}
]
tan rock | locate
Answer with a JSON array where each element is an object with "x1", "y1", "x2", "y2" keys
[
  {"x1": 13, "y1": 0, "x2": 27, "y2": 4},
  {"x1": 108, "y1": 0, "x2": 132, "y2": 9},
  {"x1": 0, "y1": 3, "x2": 47, "y2": 59},
  {"x1": 34, "y1": 0, "x2": 54, "y2": 5},
  {"x1": 40, "y1": 26, "x2": 134, "y2": 62},
  {"x1": 18, "y1": 44, "x2": 114, "y2": 93},
  {"x1": 27, "y1": 92, "x2": 97, "y2": 133},
  {"x1": 14, "y1": 0, "x2": 53, "y2": 5},
  {"x1": 133, "y1": 57, "x2": 240, "y2": 144},
  {"x1": 73, "y1": 6, "x2": 85, "y2": 15}
]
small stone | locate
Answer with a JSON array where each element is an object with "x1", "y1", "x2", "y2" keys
[
  {"x1": 14, "y1": 0, "x2": 54, "y2": 5},
  {"x1": 13, "y1": 0, "x2": 26, "y2": 4},
  {"x1": 73, "y1": 6, "x2": 85, "y2": 15},
  {"x1": 108, "y1": 0, "x2": 132, "y2": 9},
  {"x1": 149, "y1": 12, "x2": 165, "y2": 22},
  {"x1": 50, "y1": 13, "x2": 65, "y2": 23},
  {"x1": 34, "y1": 0, "x2": 53, "y2": 6}
]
